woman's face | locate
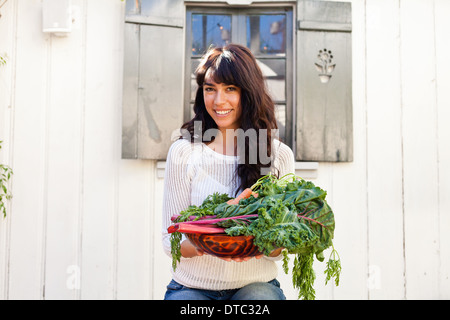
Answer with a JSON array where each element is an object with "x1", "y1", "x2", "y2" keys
[{"x1": 203, "y1": 76, "x2": 242, "y2": 133}]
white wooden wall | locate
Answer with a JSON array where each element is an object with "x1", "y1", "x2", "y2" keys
[{"x1": 0, "y1": 0, "x2": 449, "y2": 300}]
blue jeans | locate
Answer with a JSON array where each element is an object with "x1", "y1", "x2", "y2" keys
[{"x1": 164, "y1": 279, "x2": 286, "y2": 300}]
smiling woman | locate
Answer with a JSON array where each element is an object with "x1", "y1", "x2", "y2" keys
[{"x1": 162, "y1": 44, "x2": 295, "y2": 300}]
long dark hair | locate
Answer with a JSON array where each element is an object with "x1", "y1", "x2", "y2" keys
[{"x1": 181, "y1": 44, "x2": 279, "y2": 193}]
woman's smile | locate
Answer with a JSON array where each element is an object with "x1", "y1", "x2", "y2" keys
[{"x1": 215, "y1": 109, "x2": 233, "y2": 116}]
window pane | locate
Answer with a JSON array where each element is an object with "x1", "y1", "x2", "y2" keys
[
  {"x1": 275, "y1": 104, "x2": 286, "y2": 143},
  {"x1": 192, "y1": 14, "x2": 231, "y2": 56},
  {"x1": 257, "y1": 59, "x2": 285, "y2": 101},
  {"x1": 247, "y1": 15, "x2": 286, "y2": 55},
  {"x1": 125, "y1": 0, "x2": 140, "y2": 15}
]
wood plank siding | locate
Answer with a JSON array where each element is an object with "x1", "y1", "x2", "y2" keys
[{"x1": 0, "y1": 0, "x2": 449, "y2": 300}]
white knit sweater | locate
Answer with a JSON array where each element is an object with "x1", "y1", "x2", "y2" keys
[{"x1": 162, "y1": 138, "x2": 295, "y2": 290}]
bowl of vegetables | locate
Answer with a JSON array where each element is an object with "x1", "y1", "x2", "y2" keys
[
  {"x1": 186, "y1": 233, "x2": 262, "y2": 258},
  {"x1": 168, "y1": 174, "x2": 342, "y2": 300},
  {"x1": 168, "y1": 189, "x2": 263, "y2": 258}
]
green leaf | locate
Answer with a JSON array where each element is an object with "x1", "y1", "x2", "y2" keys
[
  {"x1": 282, "y1": 249, "x2": 290, "y2": 274},
  {"x1": 0, "y1": 140, "x2": 13, "y2": 217},
  {"x1": 324, "y1": 248, "x2": 342, "y2": 286},
  {"x1": 292, "y1": 253, "x2": 316, "y2": 300}
]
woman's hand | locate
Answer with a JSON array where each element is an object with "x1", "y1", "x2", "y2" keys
[
  {"x1": 268, "y1": 248, "x2": 283, "y2": 257},
  {"x1": 180, "y1": 239, "x2": 205, "y2": 258}
]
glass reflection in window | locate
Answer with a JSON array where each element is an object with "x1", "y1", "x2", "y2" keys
[
  {"x1": 246, "y1": 15, "x2": 286, "y2": 55},
  {"x1": 191, "y1": 14, "x2": 232, "y2": 55},
  {"x1": 257, "y1": 59, "x2": 286, "y2": 101}
]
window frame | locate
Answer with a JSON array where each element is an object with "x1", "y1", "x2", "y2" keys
[{"x1": 184, "y1": 5, "x2": 295, "y2": 149}]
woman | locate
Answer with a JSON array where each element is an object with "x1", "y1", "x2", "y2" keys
[{"x1": 162, "y1": 44, "x2": 295, "y2": 300}]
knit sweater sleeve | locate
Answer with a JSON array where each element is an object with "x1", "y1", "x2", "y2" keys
[
  {"x1": 161, "y1": 139, "x2": 193, "y2": 258},
  {"x1": 273, "y1": 139, "x2": 296, "y2": 178}
]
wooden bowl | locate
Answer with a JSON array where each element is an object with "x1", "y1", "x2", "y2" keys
[{"x1": 186, "y1": 233, "x2": 262, "y2": 258}]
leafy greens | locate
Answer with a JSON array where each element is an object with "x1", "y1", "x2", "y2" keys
[{"x1": 169, "y1": 173, "x2": 341, "y2": 300}]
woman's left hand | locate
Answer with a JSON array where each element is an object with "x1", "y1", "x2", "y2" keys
[{"x1": 268, "y1": 248, "x2": 283, "y2": 257}]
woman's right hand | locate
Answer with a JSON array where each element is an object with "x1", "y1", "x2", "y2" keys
[{"x1": 180, "y1": 239, "x2": 205, "y2": 258}]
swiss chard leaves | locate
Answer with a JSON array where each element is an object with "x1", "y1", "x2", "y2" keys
[{"x1": 169, "y1": 174, "x2": 341, "y2": 300}]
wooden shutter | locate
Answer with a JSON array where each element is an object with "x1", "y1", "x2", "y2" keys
[
  {"x1": 296, "y1": 0, "x2": 353, "y2": 162},
  {"x1": 122, "y1": 1, "x2": 184, "y2": 159}
]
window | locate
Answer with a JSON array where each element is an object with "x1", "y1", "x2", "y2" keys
[
  {"x1": 184, "y1": 7, "x2": 294, "y2": 146},
  {"x1": 121, "y1": 0, "x2": 352, "y2": 162}
]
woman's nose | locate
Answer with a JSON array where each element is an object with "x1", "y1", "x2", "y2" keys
[{"x1": 214, "y1": 89, "x2": 226, "y2": 105}]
